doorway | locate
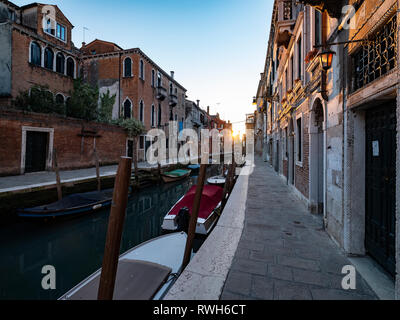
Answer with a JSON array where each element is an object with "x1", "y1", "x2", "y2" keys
[
  {"x1": 21, "y1": 127, "x2": 54, "y2": 174},
  {"x1": 365, "y1": 102, "x2": 396, "y2": 276}
]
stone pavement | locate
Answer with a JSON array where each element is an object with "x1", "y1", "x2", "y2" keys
[{"x1": 220, "y1": 156, "x2": 378, "y2": 300}]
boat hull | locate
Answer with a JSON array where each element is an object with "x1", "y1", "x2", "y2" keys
[
  {"x1": 59, "y1": 232, "x2": 187, "y2": 300},
  {"x1": 161, "y1": 170, "x2": 191, "y2": 183}
]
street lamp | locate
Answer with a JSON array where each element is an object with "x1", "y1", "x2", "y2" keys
[{"x1": 318, "y1": 49, "x2": 335, "y2": 71}]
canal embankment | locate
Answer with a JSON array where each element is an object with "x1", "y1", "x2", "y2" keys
[{"x1": 164, "y1": 162, "x2": 250, "y2": 300}]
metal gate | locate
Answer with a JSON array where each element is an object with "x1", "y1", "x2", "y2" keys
[{"x1": 365, "y1": 102, "x2": 396, "y2": 276}]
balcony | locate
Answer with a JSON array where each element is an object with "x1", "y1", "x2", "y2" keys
[
  {"x1": 169, "y1": 94, "x2": 178, "y2": 107},
  {"x1": 276, "y1": 0, "x2": 296, "y2": 48},
  {"x1": 156, "y1": 86, "x2": 167, "y2": 101}
]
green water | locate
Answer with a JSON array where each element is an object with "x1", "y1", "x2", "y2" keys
[{"x1": 0, "y1": 168, "x2": 219, "y2": 300}]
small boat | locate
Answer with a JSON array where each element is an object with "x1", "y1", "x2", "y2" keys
[
  {"x1": 207, "y1": 176, "x2": 226, "y2": 187},
  {"x1": 59, "y1": 232, "x2": 187, "y2": 300},
  {"x1": 17, "y1": 189, "x2": 114, "y2": 219},
  {"x1": 161, "y1": 169, "x2": 191, "y2": 183},
  {"x1": 188, "y1": 164, "x2": 200, "y2": 174},
  {"x1": 162, "y1": 185, "x2": 223, "y2": 235}
]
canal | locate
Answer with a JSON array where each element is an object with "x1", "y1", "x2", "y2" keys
[{"x1": 0, "y1": 165, "x2": 221, "y2": 300}]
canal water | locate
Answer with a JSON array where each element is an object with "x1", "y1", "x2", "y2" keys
[{"x1": 0, "y1": 165, "x2": 221, "y2": 300}]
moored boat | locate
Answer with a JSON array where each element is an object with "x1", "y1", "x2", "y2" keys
[
  {"x1": 161, "y1": 169, "x2": 191, "y2": 183},
  {"x1": 59, "y1": 232, "x2": 187, "y2": 300},
  {"x1": 17, "y1": 189, "x2": 115, "y2": 219},
  {"x1": 207, "y1": 176, "x2": 226, "y2": 187},
  {"x1": 161, "y1": 185, "x2": 224, "y2": 235}
]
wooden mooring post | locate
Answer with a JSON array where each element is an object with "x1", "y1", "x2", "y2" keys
[
  {"x1": 97, "y1": 157, "x2": 132, "y2": 300},
  {"x1": 182, "y1": 163, "x2": 208, "y2": 270},
  {"x1": 94, "y1": 149, "x2": 101, "y2": 191},
  {"x1": 53, "y1": 149, "x2": 62, "y2": 201}
]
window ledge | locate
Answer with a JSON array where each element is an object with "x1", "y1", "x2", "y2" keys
[{"x1": 296, "y1": 161, "x2": 303, "y2": 168}]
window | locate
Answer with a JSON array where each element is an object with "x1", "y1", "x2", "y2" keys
[
  {"x1": 139, "y1": 136, "x2": 145, "y2": 149},
  {"x1": 66, "y1": 57, "x2": 74, "y2": 78},
  {"x1": 139, "y1": 60, "x2": 144, "y2": 80},
  {"x1": 353, "y1": 15, "x2": 397, "y2": 92},
  {"x1": 139, "y1": 100, "x2": 144, "y2": 123},
  {"x1": 124, "y1": 57, "x2": 132, "y2": 77},
  {"x1": 56, "y1": 23, "x2": 66, "y2": 41},
  {"x1": 297, "y1": 36, "x2": 302, "y2": 80},
  {"x1": 56, "y1": 52, "x2": 65, "y2": 74},
  {"x1": 123, "y1": 99, "x2": 132, "y2": 119},
  {"x1": 30, "y1": 42, "x2": 41, "y2": 66},
  {"x1": 151, "y1": 69, "x2": 155, "y2": 87},
  {"x1": 169, "y1": 83, "x2": 173, "y2": 95},
  {"x1": 55, "y1": 94, "x2": 64, "y2": 104},
  {"x1": 158, "y1": 104, "x2": 162, "y2": 126},
  {"x1": 297, "y1": 117, "x2": 302, "y2": 162},
  {"x1": 44, "y1": 47, "x2": 54, "y2": 70},
  {"x1": 45, "y1": 18, "x2": 55, "y2": 35},
  {"x1": 290, "y1": 55, "x2": 294, "y2": 89},
  {"x1": 157, "y1": 72, "x2": 162, "y2": 87},
  {"x1": 8, "y1": 9, "x2": 16, "y2": 22},
  {"x1": 315, "y1": 10, "x2": 322, "y2": 47},
  {"x1": 151, "y1": 105, "x2": 155, "y2": 127}
]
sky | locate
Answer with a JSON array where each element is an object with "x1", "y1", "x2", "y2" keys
[{"x1": 13, "y1": 0, "x2": 273, "y2": 134}]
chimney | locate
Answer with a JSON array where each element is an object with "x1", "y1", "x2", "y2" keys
[
  {"x1": 207, "y1": 106, "x2": 210, "y2": 115},
  {"x1": 82, "y1": 42, "x2": 86, "y2": 48},
  {"x1": 196, "y1": 100, "x2": 200, "y2": 108},
  {"x1": 170, "y1": 71, "x2": 174, "y2": 79}
]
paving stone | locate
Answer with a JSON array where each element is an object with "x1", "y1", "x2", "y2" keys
[
  {"x1": 277, "y1": 255, "x2": 320, "y2": 271},
  {"x1": 273, "y1": 280, "x2": 313, "y2": 300},
  {"x1": 223, "y1": 271, "x2": 252, "y2": 296},
  {"x1": 251, "y1": 275, "x2": 274, "y2": 299},
  {"x1": 220, "y1": 157, "x2": 378, "y2": 301},
  {"x1": 267, "y1": 264, "x2": 293, "y2": 281},
  {"x1": 231, "y1": 258, "x2": 268, "y2": 276}
]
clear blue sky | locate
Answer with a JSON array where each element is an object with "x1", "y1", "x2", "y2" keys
[{"x1": 13, "y1": 0, "x2": 273, "y2": 133}]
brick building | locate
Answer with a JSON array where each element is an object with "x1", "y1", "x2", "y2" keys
[
  {"x1": 81, "y1": 39, "x2": 187, "y2": 161},
  {"x1": 0, "y1": 1, "x2": 79, "y2": 106},
  {"x1": 259, "y1": 0, "x2": 400, "y2": 298}
]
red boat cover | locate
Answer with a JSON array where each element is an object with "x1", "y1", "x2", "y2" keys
[{"x1": 168, "y1": 185, "x2": 224, "y2": 220}]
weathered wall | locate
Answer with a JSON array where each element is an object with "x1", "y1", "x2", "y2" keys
[
  {"x1": 0, "y1": 22, "x2": 12, "y2": 98},
  {"x1": 0, "y1": 109, "x2": 127, "y2": 176}
]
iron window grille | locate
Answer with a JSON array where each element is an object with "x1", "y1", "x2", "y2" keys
[{"x1": 352, "y1": 15, "x2": 397, "y2": 92}]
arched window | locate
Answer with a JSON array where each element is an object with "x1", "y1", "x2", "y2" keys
[
  {"x1": 30, "y1": 42, "x2": 41, "y2": 66},
  {"x1": 151, "y1": 105, "x2": 155, "y2": 127},
  {"x1": 56, "y1": 52, "x2": 65, "y2": 74},
  {"x1": 139, "y1": 100, "x2": 144, "y2": 123},
  {"x1": 169, "y1": 83, "x2": 173, "y2": 94},
  {"x1": 123, "y1": 99, "x2": 132, "y2": 119},
  {"x1": 44, "y1": 47, "x2": 54, "y2": 70},
  {"x1": 55, "y1": 94, "x2": 64, "y2": 104},
  {"x1": 66, "y1": 57, "x2": 75, "y2": 78},
  {"x1": 158, "y1": 104, "x2": 162, "y2": 126},
  {"x1": 124, "y1": 57, "x2": 132, "y2": 77}
]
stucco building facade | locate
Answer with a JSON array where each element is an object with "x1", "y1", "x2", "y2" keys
[{"x1": 259, "y1": 0, "x2": 400, "y2": 298}]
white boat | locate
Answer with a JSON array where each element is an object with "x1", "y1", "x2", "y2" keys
[
  {"x1": 58, "y1": 232, "x2": 187, "y2": 300},
  {"x1": 207, "y1": 176, "x2": 226, "y2": 187}
]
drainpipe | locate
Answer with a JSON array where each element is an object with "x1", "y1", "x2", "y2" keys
[{"x1": 118, "y1": 53, "x2": 121, "y2": 118}]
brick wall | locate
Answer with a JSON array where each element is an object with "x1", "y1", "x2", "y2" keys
[
  {"x1": 0, "y1": 109, "x2": 127, "y2": 176},
  {"x1": 295, "y1": 110, "x2": 310, "y2": 199},
  {"x1": 11, "y1": 28, "x2": 76, "y2": 100}
]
